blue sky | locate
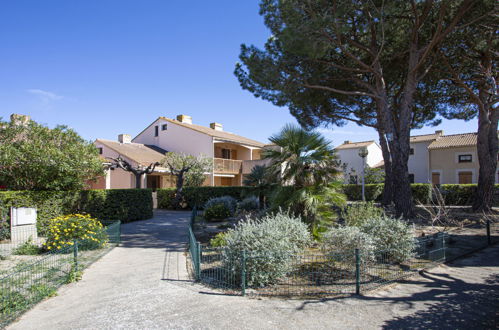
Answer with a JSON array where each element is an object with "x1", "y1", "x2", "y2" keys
[{"x1": 0, "y1": 1, "x2": 476, "y2": 146}]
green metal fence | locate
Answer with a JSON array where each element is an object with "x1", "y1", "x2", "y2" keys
[
  {"x1": 0, "y1": 221, "x2": 121, "y2": 328},
  {"x1": 187, "y1": 225, "x2": 458, "y2": 297}
]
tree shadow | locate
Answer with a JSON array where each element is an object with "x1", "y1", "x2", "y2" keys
[{"x1": 296, "y1": 269, "x2": 498, "y2": 329}]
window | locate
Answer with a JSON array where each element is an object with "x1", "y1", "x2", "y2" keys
[
  {"x1": 154, "y1": 126, "x2": 159, "y2": 137},
  {"x1": 97, "y1": 147, "x2": 103, "y2": 155},
  {"x1": 408, "y1": 174, "x2": 415, "y2": 183},
  {"x1": 458, "y1": 154, "x2": 472, "y2": 163},
  {"x1": 161, "y1": 124, "x2": 168, "y2": 131},
  {"x1": 458, "y1": 171, "x2": 473, "y2": 184},
  {"x1": 221, "y1": 148, "x2": 231, "y2": 159},
  {"x1": 409, "y1": 148, "x2": 414, "y2": 155}
]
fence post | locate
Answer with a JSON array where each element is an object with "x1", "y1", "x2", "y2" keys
[
  {"x1": 73, "y1": 240, "x2": 79, "y2": 273},
  {"x1": 241, "y1": 250, "x2": 246, "y2": 297},
  {"x1": 355, "y1": 248, "x2": 360, "y2": 295},
  {"x1": 486, "y1": 220, "x2": 491, "y2": 246},
  {"x1": 196, "y1": 241, "x2": 202, "y2": 280}
]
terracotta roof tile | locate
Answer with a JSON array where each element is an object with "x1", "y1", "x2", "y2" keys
[
  {"x1": 160, "y1": 117, "x2": 265, "y2": 148},
  {"x1": 410, "y1": 133, "x2": 441, "y2": 143},
  {"x1": 96, "y1": 139, "x2": 168, "y2": 166},
  {"x1": 428, "y1": 133, "x2": 478, "y2": 149},
  {"x1": 335, "y1": 141, "x2": 375, "y2": 150}
]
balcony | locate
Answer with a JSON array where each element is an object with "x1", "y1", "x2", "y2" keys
[
  {"x1": 214, "y1": 158, "x2": 242, "y2": 174},
  {"x1": 242, "y1": 159, "x2": 271, "y2": 174}
]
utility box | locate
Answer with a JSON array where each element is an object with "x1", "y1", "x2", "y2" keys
[{"x1": 10, "y1": 207, "x2": 38, "y2": 243}]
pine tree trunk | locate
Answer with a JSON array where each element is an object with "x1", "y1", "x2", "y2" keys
[
  {"x1": 378, "y1": 130, "x2": 393, "y2": 206},
  {"x1": 473, "y1": 104, "x2": 498, "y2": 212}
]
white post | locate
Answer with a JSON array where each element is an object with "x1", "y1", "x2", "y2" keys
[{"x1": 361, "y1": 156, "x2": 366, "y2": 201}]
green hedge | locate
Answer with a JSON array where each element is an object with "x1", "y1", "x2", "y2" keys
[
  {"x1": 439, "y1": 184, "x2": 499, "y2": 206},
  {"x1": 342, "y1": 184, "x2": 432, "y2": 204},
  {"x1": 157, "y1": 186, "x2": 259, "y2": 209},
  {"x1": 0, "y1": 189, "x2": 153, "y2": 236}
]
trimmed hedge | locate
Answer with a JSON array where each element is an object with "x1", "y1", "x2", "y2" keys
[
  {"x1": 0, "y1": 189, "x2": 153, "y2": 235},
  {"x1": 157, "y1": 186, "x2": 259, "y2": 209},
  {"x1": 439, "y1": 184, "x2": 499, "y2": 206},
  {"x1": 342, "y1": 184, "x2": 432, "y2": 204}
]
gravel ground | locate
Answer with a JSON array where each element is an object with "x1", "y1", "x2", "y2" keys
[{"x1": 8, "y1": 210, "x2": 499, "y2": 330}]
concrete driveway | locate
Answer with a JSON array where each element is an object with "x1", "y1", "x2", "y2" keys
[{"x1": 8, "y1": 210, "x2": 499, "y2": 329}]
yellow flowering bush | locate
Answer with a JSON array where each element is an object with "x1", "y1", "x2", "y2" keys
[{"x1": 44, "y1": 214, "x2": 107, "y2": 251}]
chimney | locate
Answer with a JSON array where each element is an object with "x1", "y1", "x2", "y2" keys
[
  {"x1": 210, "y1": 122, "x2": 223, "y2": 131},
  {"x1": 10, "y1": 114, "x2": 30, "y2": 126},
  {"x1": 344, "y1": 140, "x2": 351, "y2": 144},
  {"x1": 176, "y1": 114, "x2": 192, "y2": 124},
  {"x1": 435, "y1": 130, "x2": 444, "y2": 136},
  {"x1": 118, "y1": 134, "x2": 131, "y2": 144}
]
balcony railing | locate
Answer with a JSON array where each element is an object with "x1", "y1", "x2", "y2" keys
[{"x1": 214, "y1": 158, "x2": 242, "y2": 174}]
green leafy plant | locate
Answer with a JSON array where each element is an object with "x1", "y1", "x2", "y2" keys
[
  {"x1": 222, "y1": 210, "x2": 311, "y2": 287},
  {"x1": 209, "y1": 232, "x2": 228, "y2": 247},
  {"x1": 13, "y1": 237, "x2": 42, "y2": 255},
  {"x1": 204, "y1": 196, "x2": 237, "y2": 221},
  {"x1": 65, "y1": 264, "x2": 83, "y2": 283},
  {"x1": 0, "y1": 116, "x2": 104, "y2": 190}
]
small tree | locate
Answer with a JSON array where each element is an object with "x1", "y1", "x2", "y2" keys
[
  {"x1": 111, "y1": 156, "x2": 159, "y2": 189},
  {"x1": 160, "y1": 152, "x2": 212, "y2": 208},
  {"x1": 0, "y1": 117, "x2": 104, "y2": 190}
]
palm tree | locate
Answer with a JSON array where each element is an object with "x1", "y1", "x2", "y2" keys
[
  {"x1": 243, "y1": 165, "x2": 272, "y2": 209},
  {"x1": 264, "y1": 124, "x2": 341, "y2": 188},
  {"x1": 263, "y1": 124, "x2": 345, "y2": 224}
]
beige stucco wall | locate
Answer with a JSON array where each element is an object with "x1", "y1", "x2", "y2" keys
[
  {"x1": 429, "y1": 146, "x2": 478, "y2": 184},
  {"x1": 132, "y1": 118, "x2": 214, "y2": 158},
  {"x1": 408, "y1": 141, "x2": 432, "y2": 183},
  {"x1": 214, "y1": 142, "x2": 253, "y2": 160}
]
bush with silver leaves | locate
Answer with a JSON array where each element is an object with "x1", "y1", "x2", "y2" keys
[
  {"x1": 222, "y1": 210, "x2": 311, "y2": 287},
  {"x1": 237, "y1": 196, "x2": 259, "y2": 212},
  {"x1": 321, "y1": 226, "x2": 375, "y2": 266},
  {"x1": 360, "y1": 215, "x2": 415, "y2": 263}
]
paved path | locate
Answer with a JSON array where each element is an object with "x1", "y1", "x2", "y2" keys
[{"x1": 9, "y1": 210, "x2": 499, "y2": 329}]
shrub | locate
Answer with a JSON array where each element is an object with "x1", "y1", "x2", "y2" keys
[
  {"x1": 13, "y1": 237, "x2": 42, "y2": 255},
  {"x1": 237, "y1": 196, "x2": 259, "y2": 212},
  {"x1": 209, "y1": 232, "x2": 228, "y2": 247},
  {"x1": 342, "y1": 184, "x2": 383, "y2": 201},
  {"x1": 204, "y1": 196, "x2": 237, "y2": 221},
  {"x1": 157, "y1": 186, "x2": 261, "y2": 209},
  {"x1": 44, "y1": 214, "x2": 107, "y2": 251},
  {"x1": 342, "y1": 183, "x2": 432, "y2": 204},
  {"x1": 360, "y1": 215, "x2": 415, "y2": 263},
  {"x1": 342, "y1": 202, "x2": 385, "y2": 227},
  {"x1": 0, "y1": 189, "x2": 153, "y2": 237},
  {"x1": 321, "y1": 226, "x2": 375, "y2": 266},
  {"x1": 204, "y1": 204, "x2": 232, "y2": 221},
  {"x1": 411, "y1": 184, "x2": 432, "y2": 204},
  {"x1": 222, "y1": 211, "x2": 311, "y2": 287}
]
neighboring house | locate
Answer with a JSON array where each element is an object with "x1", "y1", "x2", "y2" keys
[
  {"x1": 338, "y1": 130, "x2": 499, "y2": 185},
  {"x1": 427, "y1": 132, "x2": 496, "y2": 185},
  {"x1": 408, "y1": 130, "x2": 444, "y2": 183},
  {"x1": 335, "y1": 141, "x2": 384, "y2": 183},
  {"x1": 90, "y1": 114, "x2": 267, "y2": 189}
]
